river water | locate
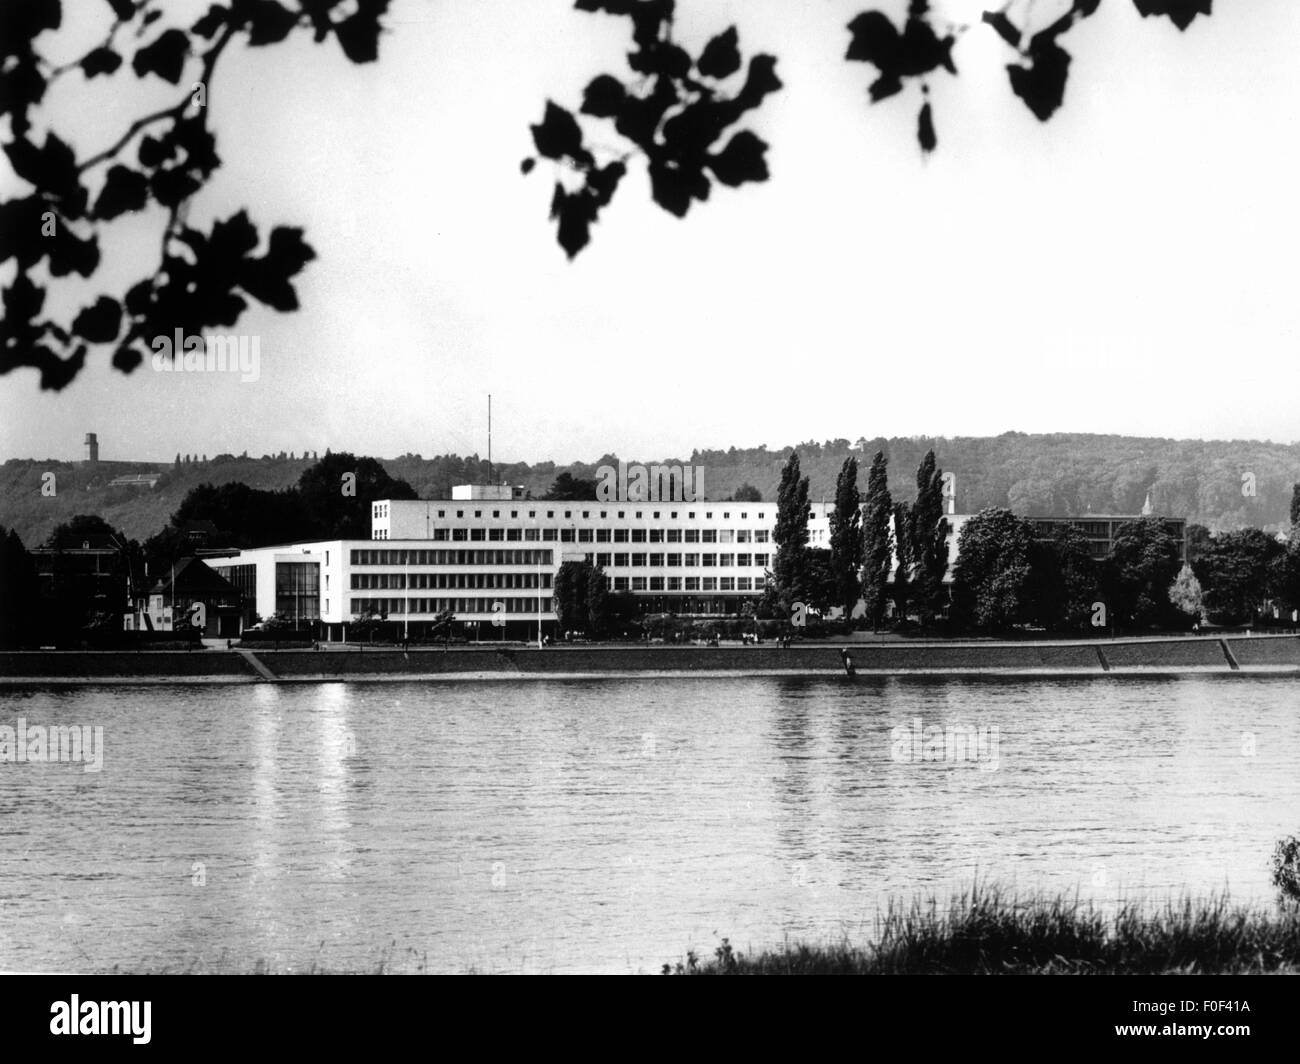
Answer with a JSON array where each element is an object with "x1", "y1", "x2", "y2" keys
[{"x1": 0, "y1": 676, "x2": 1296, "y2": 973}]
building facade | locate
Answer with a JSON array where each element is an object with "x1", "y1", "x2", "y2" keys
[{"x1": 210, "y1": 486, "x2": 1185, "y2": 639}]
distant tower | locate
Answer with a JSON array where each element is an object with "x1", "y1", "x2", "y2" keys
[
  {"x1": 84, "y1": 433, "x2": 99, "y2": 463},
  {"x1": 1141, "y1": 491, "x2": 1153, "y2": 516}
]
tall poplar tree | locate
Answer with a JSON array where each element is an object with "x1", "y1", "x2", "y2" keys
[
  {"x1": 861, "y1": 451, "x2": 894, "y2": 630},
  {"x1": 772, "y1": 451, "x2": 811, "y2": 615},
  {"x1": 828, "y1": 456, "x2": 863, "y2": 620},
  {"x1": 910, "y1": 450, "x2": 950, "y2": 625}
]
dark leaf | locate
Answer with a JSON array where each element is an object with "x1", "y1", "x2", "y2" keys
[
  {"x1": 81, "y1": 47, "x2": 123, "y2": 78},
  {"x1": 245, "y1": 0, "x2": 298, "y2": 46},
  {"x1": 737, "y1": 54, "x2": 782, "y2": 110},
  {"x1": 520, "y1": 157, "x2": 536, "y2": 175},
  {"x1": 112, "y1": 344, "x2": 144, "y2": 373},
  {"x1": 531, "y1": 101, "x2": 586, "y2": 162},
  {"x1": 150, "y1": 166, "x2": 202, "y2": 208},
  {"x1": 707, "y1": 130, "x2": 769, "y2": 187},
  {"x1": 918, "y1": 101, "x2": 936, "y2": 153},
  {"x1": 138, "y1": 133, "x2": 173, "y2": 168},
  {"x1": 698, "y1": 26, "x2": 741, "y2": 80},
  {"x1": 846, "y1": 11, "x2": 900, "y2": 66},
  {"x1": 94, "y1": 165, "x2": 149, "y2": 219},
  {"x1": 587, "y1": 161, "x2": 625, "y2": 207},
  {"x1": 132, "y1": 29, "x2": 190, "y2": 84},
  {"x1": 106, "y1": 0, "x2": 135, "y2": 20},
  {"x1": 1131, "y1": 0, "x2": 1212, "y2": 31},
  {"x1": 0, "y1": 0, "x2": 63, "y2": 49},
  {"x1": 124, "y1": 279, "x2": 154, "y2": 317},
  {"x1": 47, "y1": 226, "x2": 100, "y2": 278},
  {"x1": 1008, "y1": 43, "x2": 1072, "y2": 122},
  {"x1": 581, "y1": 74, "x2": 625, "y2": 118},
  {"x1": 649, "y1": 161, "x2": 709, "y2": 218},
  {"x1": 0, "y1": 197, "x2": 47, "y2": 268},
  {"x1": 335, "y1": 0, "x2": 390, "y2": 63},
  {"x1": 72, "y1": 296, "x2": 122, "y2": 343},
  {"x1": 192, "y1": 4, "x2": 229, "y2": 39},
  {"x1": 1, "y1": 274, "x2": 45, "y2": 326},
  {"x1": 3, "y1": 132, "x2": 85, "y2": 215},
  {"x1": 550, "y1": 186, "x2": 591, "y2": 259}
]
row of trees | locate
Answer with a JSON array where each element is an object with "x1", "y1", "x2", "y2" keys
[
  {"x1": 765, "y1": 448, "x2": 951, "y2": 629},
  {"x1": 763, "y1": 448, "x2": 1300, "y2": 634}
]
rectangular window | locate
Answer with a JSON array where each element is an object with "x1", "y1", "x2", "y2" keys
[
  {"x1": 506, "y1": 528, "x2": 522, "y2": 541},
  {"x1": 649, "y1": 577, "x2": 664, "y2": 591},
  {"x1": 736, "y1": 553, "x2": 751, "y2": 567},
  {"x1": 578, "y1": 529, "x2": 593, "y2": 542},
  {"x1": 719, "y1": 554, "x2": 735, "y2": 567},
  {"x1": 614, "y1": 529, "x2": 629, "y2": 543},
  {"x1": 701, "y1": 554, "x2": 717, "y2": 566},
  {"x1": 614, "y1": 553, "x2": 629, "y2": 567},
  {"x1": 719, "y1": 530, "x2": 734, "y2": 543},
  {"x1": 432, "y1": 528, "x2": 449, "y2": 541},
  {"x1": 452, "y1": 528, "x2": 468, "y2": 541},
  {"x1": 470, "y1": 529, "x2": 486, "y2": 541},
  {"x1": 737, "y1": 577, "x2": 752, "y2": 591},
  {"x1": 701, "y1": 529, "x2": 717, "y2": 543},
  {"x1": 489, "y1": 528, "x2": 504, "y2": 541},
  {"x1": 702, "y1": 577, "x2": 717, "y2": 591},
  {"x1": 684, "y1": 529, "x2": 699, "y2": 543},
  {"x1": 685, "y1": 577, "x2": 700, "y2": 591},
  {"x1": 684, "y1": 553, "x2": 699, "y2": 566},
  {"x1": 666, "y1": 529, "x2": 681, "y2": 543},
  {"x1": 648, "y1": 553, "x2": 664, "y2": 566},
  {"x1": 560, "y1": 529, "x2": 575, "y2": 542},
  {"x1": 720, "y1": 577, "x2": 735, "y2": 591},
  {"x1": 649, "y1": 529, "x2": 664, "y2": 543},
  {"x1": 631, "y1": 553, "x2": 647, "y2": 567},
  {"x1": 524, "y1": 528, "x2": 540, "y2": 542},
  {"x1": 755, "y1": 530, "x2": 770, "y2": 543},
  {"x1": 737, "y1": 530, "x2": 751, "y2": 543},
  {"x1": 543, "y1": 528, "x2": 559, "y2": 540},
  {"x1": 667, "y1": 577, "x2": 682, "y2": 591},
  {"x1": 631, "y1": 529, "x2": 647, "y2": 543},
  {"x1": 666, "y1": 553, "x2": 681, "y2": 567},
  {"x1": 631, "y1": 577, "x2": 647, "y2": 591},
  {"x1": 596, "y1": 529, "x2": 611, "y2": 543},
  {"x1": 596, "y1": 553, "x2": 612, "y2": 567},
  {"x1": 754, "y1": 553, "x2": 769, "y2": 566},
  {"x1": 614, "y1": 577, "x2": 629, "y2": 591}
]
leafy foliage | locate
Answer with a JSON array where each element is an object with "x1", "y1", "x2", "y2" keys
[
  {"x1": 828, "y1": 457, "x2": 863, "y2": 618},
  {"x1": 861, "y1": 451, "x2": 894, "y2": 630},
  {"x1": 523, "y1": 1, "x2": 782, "y2": 257},
  {"x1": 951, "y1": 508, "x2": 1035, "y2": 630},
  {"x1": 1, "y1": 0, "x2": 394, "y2": 389}
]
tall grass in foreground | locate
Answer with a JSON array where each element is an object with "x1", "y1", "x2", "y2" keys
[{"x1": 665, "y1": 885, "x2": 1300, "y2": 975}]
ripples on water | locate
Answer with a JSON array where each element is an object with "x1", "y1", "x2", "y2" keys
[{"x1": 0, "y1": 676, "x2": 1296, "y2": 973}]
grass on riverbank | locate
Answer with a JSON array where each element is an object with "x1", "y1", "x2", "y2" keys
[{"x1": 664, "y1": 885, "x2": 1300, "y2": 974}]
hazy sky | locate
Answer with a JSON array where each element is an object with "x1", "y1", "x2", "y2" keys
[{"x1": 2, "y1": 0, "x2": 1298, "y2": 465}]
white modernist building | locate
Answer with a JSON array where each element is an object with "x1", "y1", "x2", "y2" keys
[{"x1": 211, "y1": 487, "x2": 840, "y2": 639}]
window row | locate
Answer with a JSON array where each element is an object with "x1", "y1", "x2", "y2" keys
[
  {"x1": 351, "y1": 572, "x2": 552, "y2": 590},
  {"x1": 607, "y1": 577, "x2": 761, "y2": 592},
  {"x1": 350, "y1": 597, "x2": 551, "y2": 616},
  {"x1": 350, "y1": 549, "x2": 553, "y2": 567},
  {"x1": 417, "y1": 527, "x2": 773, "y2": 544},
  {"x1": 592, "y1": 553, "x2": 769, "y2": 568}
]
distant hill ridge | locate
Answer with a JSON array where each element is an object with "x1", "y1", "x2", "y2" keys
[{"x1": 2, "y1": 432, "x2": 1297, "y2": 546}]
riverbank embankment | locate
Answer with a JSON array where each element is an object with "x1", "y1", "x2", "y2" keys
[{"x1": 2, "y1": 633, "x2": 1299, "y2": 684}]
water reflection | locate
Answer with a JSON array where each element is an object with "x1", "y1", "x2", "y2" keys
[{"x1": 0, "y1": 675, "x2": 1296, "y2": 973}]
